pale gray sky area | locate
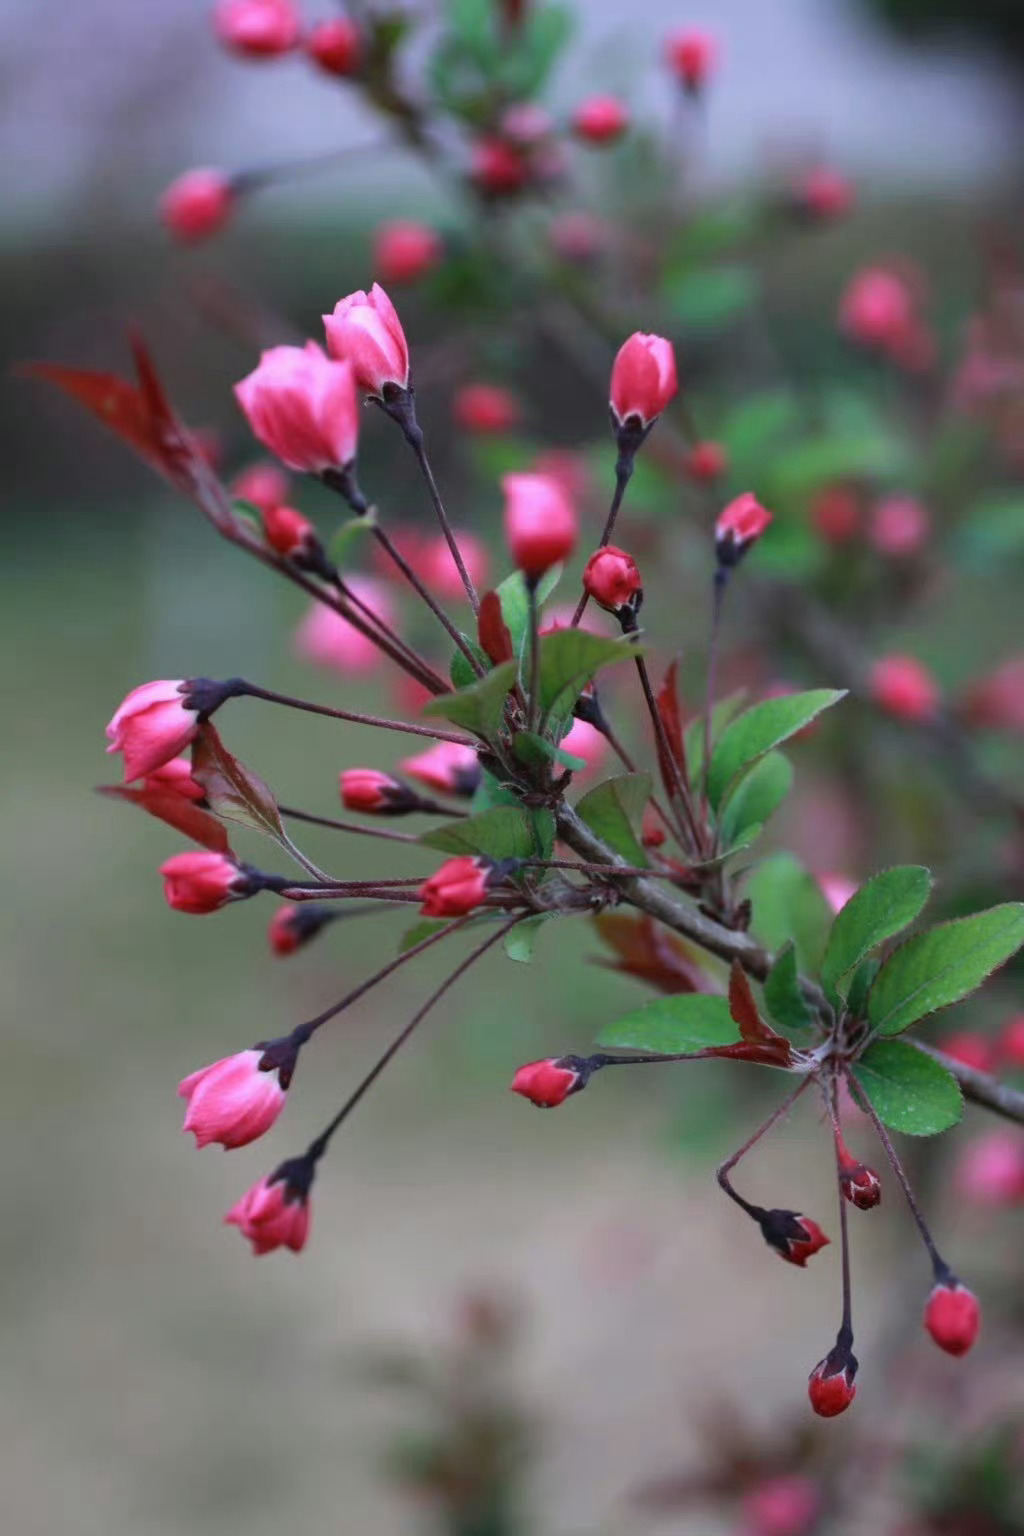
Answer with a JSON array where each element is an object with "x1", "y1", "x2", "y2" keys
[{"x1": 1, "y1": 0, "x2": 1021, "y2": 232}]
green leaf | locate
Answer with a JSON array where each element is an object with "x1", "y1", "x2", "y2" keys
[
  {"x1": 422, "y1": 660, "x2": 517, "y2": 742},
  {"x1": 867, "y1": 904, "x2": 1024, "y2": 1037},
  {"x1": 853, "y1": 1040, "x2": 963, "y2": 1136},
  {"x1": 718, "y1": 391, "x2": 802, "y2": 484},
  {"x1": 504, "y1": 914, "x2": 551, "y2": 963},
  {"x1": 450, "y1": 634, "x2": 490, "y2": 690},
  {"x1": 665, "y1": 265, "x2": 757, "y2": 331},
  {"x1": 596, "y1": 994, "x2": 740, "y2": 1053},
  {"x1": 821, "y1": 866, "x2": 933, "y2": 998},
  {"x1": 763, "y1": 942, "x2": 814, "y2": 1037},
  {"x1": 719, "y1": 751, "x2": 793, "y2": 850},
  {"x1": 708, "y1": 689, "x2": 845, "y2": 809},
  {"x1": 746, "y1": 853, "x2": 832, "y2": 974},
  {"x1": 767, "y1": 430, "x2": 910, "y2": 501},
  {"x1": 575, "y1": 773, "x2": 652, "y2": 867},
  {"x1": 513, "y1": 730, "x2": 586, "y2": 772},
  {"x1": 536, "y1": 630, "x2": 637, "y2": 719},
  {"x1": 471, "y1": 768, "x2": 522, "y2": 814},
  {"x1": 494, "y1": 566, "x2": 561, "y2": 666},
  {"x1": 420, "y1": 805, "x2": 553, "y2": 861},
  {"x1": 685, "y1": 690, "x2": 747, "y2": 780},
  {"x1": 954, "y1": 493, "x2": 1024, "y2": 569},
  {"x1": 846, "y1": 957, "x2": 881, "y2": 1021},
  {"x1": 327, "y1": 511, "x2": 375, "y2": 568},
  {"x1": 398, "y1": 918, "x2": 450, "y2": 954}
]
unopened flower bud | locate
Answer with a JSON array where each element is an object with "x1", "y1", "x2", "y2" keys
[
  {"x1": 400, "y1": 742, "x2": 480, "y2": 798},
  {"x1": 808, "y1": 1339, "x2": 857, "y2": 1417},
  {"x1": 230, "y1": 460, "x2": 291, "y2": 512},
  {"x1": 178, "y1": 1047, "x2": 286, "y2": 1148},
  {"x1": 323, "y1": 283, "x2": 411, "y2": 399},
  {"x1": 869, "y1": 494, "x2": 930, "y2": 558},
  {"x1": 758, "y1": 1208, "x2": 830, "y2": 1266},
  {"x1": 267, "y1": 902, "x2": 336, "y2": 957},
  {"x1": 454, "y1": 383, "x2": 522, "y2": 435},
  {"x1": 419, "y1": 855, "x2": 492, "y2": 918},
  {"x1": 795, "y1": 166, "x2": 853, "y2": 222},
  {"x1": 373, "y1": 221, "x2": 442, "y2": 286},
  {"x1": 839, "y1": 1148, "x2": 882, "y2": 1210},
  {"x1": 715, "y1": 493, "x2": 773, "y2": 566},
  {"x1": 213, "y1": 0, "x2": 300, "y2": 57},
  {"x1": 503, "y1": 472, "x2": 577, "y2": 581},
  {"x1": 306, "y1": 17, "x2": 362, "y2": 76},
  {"x1": 469, "y1": 138, "x2": 530, "y2": 196},
  {"x1": 741, "y1": 1474, "x2": 820, "y2": 1536},
  {"x1": 924, "y1": 1278, "x2": 980, "y2": 1357},
  {"x1": 106, "y1": 679, "x2": 201, "y2": 782},
  {"x1": 235, "y1": 344, "x2": 359, "y2": 472},
  {"x1": 261, "y1": 504, "x2": 321, "y2": 563},
  {"x1": 665, "y1": 28, "x2": 716, "y2": 92},
  {"x1": 869, "y1": 654, "x2": 939, "y2": 722},
  {"x1": 160, "y1": 168, "x2": 235, "y2": 242},
  {"x1": 510, "y1": 1056, "x2": 586, "y2": 1107},
  {"x1": 686, "y1": 440, "x2": 727, "y2": 482},
  {"x1": 160, "y1": 851, "x2": 252, "y2": 914},
  {"x1": 572, "y1": 95, "x2": 630, "y2": 145},
  {"x1": 225, "y1": 1159, "x2": 313, "y2": 1255},
  {"x1": 340, "y1": 767, "x2": 417, "y2": 815},
  {"x1": 582, "y1": 545, "x2": 642, "y2": 618},
  {"x1": 610, "y1": 332, "x2": 678, "y2": 430}
]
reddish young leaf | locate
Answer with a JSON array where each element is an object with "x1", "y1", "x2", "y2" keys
[
  {"x1": 726, "y1": 960, "x2": 793, "y2": 1065},
  {"x1": 593, "y1": 912, "x2": 712, "y2": 995},
  {"x1": 477, "y1": 590, "x2": 515, "y2": 666},
  {"x1": 20, "y1": 362, "x2": 165, "y2": 467},
  {"x1": 657, "y1": 660, "x2": 687, "y2": 774},
  {"x1": 98, "y1": 783, "x2": 232, "y2": 855},
  {"x1": 191, "y1": 723, "x2": 286, "y2": 842}
]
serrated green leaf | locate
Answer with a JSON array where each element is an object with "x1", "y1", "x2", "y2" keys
[
  {"x1": 536, "y1": 630, "x2": 637, "y2": 719},
  {"x1": 719, "y1": 751, "x2": 793, "y2": 850},
  {"x1": 846, "y1": 957, "x2": 881, "y2": 1021},
  {"x1": 853, "y1": 1040, "x2": 963, "y2": 1136},
  {"x1": 763, "y1": 941, "x2": 814, "y2": 1036},
  {"x1": 513, "y1": 730, "x2": 586, "y2": 772},
  {"x1": 708, "y1": 689, "x2": 845, "y2": 809},
  {"x1": 596, "y1": 994, "x2": 739, "y2": 1053},
  {"x1": 746, "y1": 853, "x2": 832, "y2": 974},
  {"x1": 470, "y1": 768, "x2": 521, "y2": 813},
  {"x1": 419, "y1": 805, "x2": 553, "y2": 861},
  {"x1": 867, "y1": 903, "x2": 1024, "y2": 1036},
  {"x1": 685, "y1": 690, "x2": 748, "y2": 780},
  {"x1": 575, "y1": 773, "x2": 651, "y2": 867},
  {"x1": 422, "y1": 660, "x2": 517, "y2": 742},
  {"x1": 821, "y1": 865, "x2": 932, "y2": 998}
]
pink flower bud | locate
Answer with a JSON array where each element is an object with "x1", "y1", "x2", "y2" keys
[
  {"x1": 582, "y1": 545, "x2": 642, "y2": 615},
  {"x1": 226, "y1": 1173, "x2": 311, "y2": 1255},
  {"x1": 339, "y1": 767, "x2": 411, "y2": 814},
  {"x1": 469, "y1": 137, "x2": 531, "y2": 196},
  {"x1": 810, "y1": 485, "x2": 860, "y2": 544},
  {"x1": 963, "y1": 657, "x2": 1024, "y2": 733},
  {"x1": 235, "y1": 343, "x2": 358, "y2": 473},
  {"x1": 160, "y1": 168, "x2": 234, "y2": 243},
  {"x1": 267, "y1": 902, "x2": 336, "y2": 958},
  {"x1": 306, "y1": 17, "x2": 362, "y2": 77},
  {"x1": 500, "y1": 102, "x2": 554, "y2": 146},
  {"x1": 503, "y1": 472, "x2": 577, "y2": 581},
  {"x1": 558, "y1": 717, "x2": 608, "y2": 776},
  {"x1": 213, "y1": 0, "x2": 300, "y2": 57},
  {"x1": 610, "y1": 332, "x2": 678, "y2": 428},
  {"x1": 808, "y1": 1347, "x2": 857, "y2": 1417},
  {"x1": 453, "y1": 383, "x2": 522, "y2": 435},
  {"x1": 839, "y1": 1148, "x2": 882, "y2": 1210},
  {"x1": 715, "y1": 493, "x2": 773, "y2": 564},
  {"x1": 759, "y1": 1209, "x2": 830, "y2": 1267},
  {"x1": 178, "y1": 1047, "x2": 286, "y2": 1148},
  {"x1": 869, "y1": 494, "x2": 930, "y2": 557},
  {"x1": 144, "y1": 756, "x2": 206, "y2": 802},
  {"x1": 373, "y1": 220, "x2": 443, "y2": 286},
  {"x1": 797, "y1": 166, "x2": 854, "y2": 221},
  {"x1": 954, "y1": 1128, "x2": 1024, "y2": 1207},
  {"x1": 230, "y1": 460, "x2": 291, "y2": 512},
  {"x1": 420, "y1": 531, "x2": 491, "y2": 601},
  {"x1": 399, "y1": 741, "x2": 480, "y2": 798},
  {"x1": 572, "y1": 95, "x2": 630, "y2": 145},
  {"x1": 419, "y1": 856, "x2": 491, "y2": 918},
  {"x1": 106, "y1": 679, "x2": 200, "y2": 782},
  {"x1": 999, "y1": 1013, "x2": 1024, "y2": 1068},
  {"x1": 839, "y1": 267, "x2": 915, "y2": 353},
  {"x1": 261, "y1": 504, "x2": 319, "y2": 561},
  {"x1": 323, "y1": 283, "x2": 411, "y2": 398},
  {"x1": 686, "y1": 440, "x2": 727, "y2": 482},
  {"x1": 293, "y1": 577, "x2": 394, "y2": 675},
  {"x1": 869, "y1": 654, "x2": 939, "y2": 721},
  {"x1": 924, "y1": 1279, "x2": 980, "y2": 1357},
  {"x1": 665, "y1": 29, "x2": 716, "y2": 91},
  {"x1": 741, "y1": 1474, "x2": 820, "y2": 1536},
  {"x1": 510, "y1": 1057, "x2": 583, "y2": 1107},
  {"x1": 161, "y1": 851, "x2": 249, "y2": 914}
]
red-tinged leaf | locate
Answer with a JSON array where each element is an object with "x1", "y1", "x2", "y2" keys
[
  {"x1": 727, "y1": 960, "x2": 793, "y2": 1064},
  {"x1": 190, "y1": 723, "x2": 286, "y2": 842},
  {"x1": 657, "y1": 660, "x2": 687, "y2": 773},
  {"x1": 478, "y1": 590, "x2": 514, "y2": 666},
  {"x1": 702, "y1": 1040, "x2": 798, "y2": 1067},
  {"x1": 592, "y1": 913, "x2": 712, "y2": 995},
  {"x1": 98, "y1": 784, "x2": 232, "y2": 855},
  {"x1": 20, "y1": 362, "x2": 164, "y2": 467}
]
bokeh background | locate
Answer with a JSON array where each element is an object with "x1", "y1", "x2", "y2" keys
[{"x1": 5, "y1": 2, "x2": 1024, "y2": 1534}]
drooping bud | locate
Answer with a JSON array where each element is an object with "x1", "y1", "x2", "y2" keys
[
  {"x1": 510, "y1": 1056, "x2": 586, "y2": 1107},
  {"x1": 572, "y1": 95, "x2": 630, "y2": 145},
  {"x1": 230, "y1": 460, "x2": 291, "y2": 512},
  {"x1": 339, "y1": 767, "x2": 418, "y2": 815},
  {"x1": 609, "y1": 332, "x2": 678, "y2": 430},
  {"x1": 260, "y1": 504, "x2": 322, "y2": 563},
  {"x1": 305, "y1": 17, "x2": 362, "y2": 77},
  {"x1": 267, "y1": 902, "x2": 336, "y2": 957},
  {"x1": 838, "y1": 1147, "x2": 882, "y2": 1210},
  {"x1": 453, "y1": 383, "x2": 522, "y2": 435},
  {"x1": 582, "y1": 545, "x2": 643, "y2": 619},
  {"x1": 234, "y1": 344, "x2": 359, "y2": 472},
  {"x1": 419, "y1": 855, "x2": 492, "y2": 917},
  {"x1": 807, "y1": 1339, "x2": 858, "y2": 1418},
  {"x1": 869, "y1": 654, "x2": 939, "y2": 722},
  {"x1": 924, "y1": 1278, "x2": 980, "y2": 1357},
  {"x1": 225, "y1": 1158, "x2": 313, "y2": 1255},
  {"x1": 160, "y1": 168, "x2": 235, "y2": 242},
  {"x1": 665, "y1": 29, "x2": 716, "y2": 92},
  {"x1": 399, "y1": 741, "x2": 481, "y2": 798},
  {"x1": 373, "y1": 221, "x2": 443, "y2": 286},
  {"x1": 758, "y1": 1209, "x2": 830, "y2": 1267},
  {"x1": 715, "y1": 493, "x2": 773, "y2": 566},
  {"x1": 502, "y1": 472, "x2": 577, "y2": 582},
  {"x1": 160, "y1": 851, "x2": 252, "y2": 914},
  {"x1": 106, "y1": 679, "x2": 201, "y2": 782},
  {"x1": 323, "y1": 283, "x2": 411, "y2": 399},
  {"x1": 178, "y1": 1047, "x2": 287, "y2": 1149},
  {"x1": 213, "y1": 0, "x2": 300, "y2": 57}
]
